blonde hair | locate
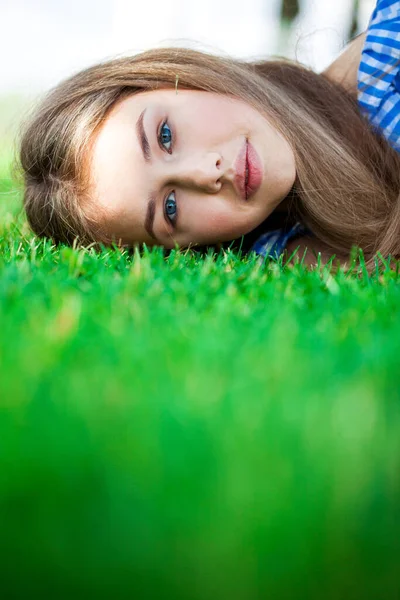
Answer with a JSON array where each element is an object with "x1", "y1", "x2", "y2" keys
[{"x1": 20, "y1": 47, "x2": 400, "y2": 264}]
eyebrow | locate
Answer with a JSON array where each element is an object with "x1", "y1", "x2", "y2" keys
[
  {"x1": 136, "y1": 108, "x2": 158, "y2": 241},
  {"x1": 136, "y1": 108, "x2": 151, "y2": 162}
]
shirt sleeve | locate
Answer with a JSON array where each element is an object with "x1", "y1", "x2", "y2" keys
[
  {"x1": 250, "y1": 222, "x2": 308, "y2": 259},
  {"x1": 357, "y1": 0, "x2": 400, "y2": 152}
]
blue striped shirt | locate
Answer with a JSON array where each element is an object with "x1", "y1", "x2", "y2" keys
[
  {"x1": 252, "y1": 0, "x2": 400, "y2": 259},
  {"x1": 250, "y1": 222, "x2": 307, "y2": 259},
  {"x1": 358, "y1": 0, "x2": 400, "y2": 151}
]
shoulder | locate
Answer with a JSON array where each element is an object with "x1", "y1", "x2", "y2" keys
[{"x1": 323, "y1": 32, "x2": 367, "y2": 94}]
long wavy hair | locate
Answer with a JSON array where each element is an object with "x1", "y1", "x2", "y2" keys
[{"x1": 19, "y1": 46, "x2": 400, "y2": 265}]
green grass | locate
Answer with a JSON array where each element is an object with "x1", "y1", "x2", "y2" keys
[{"x1": 1, "y1": 132, "x2": 400, "y2": 599}]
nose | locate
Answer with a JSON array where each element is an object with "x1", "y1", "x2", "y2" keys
[{"x1": 167, "y1": 152, "x2": 223, "y2": 193}]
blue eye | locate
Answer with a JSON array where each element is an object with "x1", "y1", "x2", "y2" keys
[
  {"x1": 164, "y1": 192, "x2": 177, "y2": 224},
  {"x1": 159, "y1": 121, "x2": 172, "y2": 153}
]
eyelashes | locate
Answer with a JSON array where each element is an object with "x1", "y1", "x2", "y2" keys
[
  {"x1": 158, "y1": 119, "x2": 178, "y2": 226},
  {"x1": 164, "y1": 192, "x2": 177, "y2": 224},
  {"x1": 158, "y1": 120, "x2": 173, "y2": 153}
]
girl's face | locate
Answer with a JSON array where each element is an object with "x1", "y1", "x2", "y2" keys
[{"x1": 89, "y1": 88, "x2": 296, "y2": 248}]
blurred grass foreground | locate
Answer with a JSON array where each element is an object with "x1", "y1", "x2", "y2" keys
[{"x1": 0, "y1": 98, "x2": 400, "y2": 599}]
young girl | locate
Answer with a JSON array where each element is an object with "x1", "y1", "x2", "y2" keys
[{"x1": 20, "y1": 0, "x2": 400, "y2": 267}]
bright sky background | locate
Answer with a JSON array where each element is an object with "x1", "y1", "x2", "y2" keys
[{"x1": 0, "y1": 0, "x2": 375, "y2": 94}]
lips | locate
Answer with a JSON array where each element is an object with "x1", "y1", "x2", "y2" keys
[
  {"x1": 246, "y1": 140, "x2": 263, "y2": 199},
  {"x1": 234, "y1": 139, "x2": 263, "y2": 201}
]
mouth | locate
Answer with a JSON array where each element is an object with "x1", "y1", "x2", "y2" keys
[{"x1": 234, "y1": 138, "x2": 263, "y2": 201}]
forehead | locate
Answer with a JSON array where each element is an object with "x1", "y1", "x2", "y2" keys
[{"x1": 88, "y1": 91, "x2": 154, "y2": 244}]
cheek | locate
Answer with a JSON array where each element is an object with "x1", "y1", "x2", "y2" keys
[
  {"x1": 182, "y1": 99, "x2": 240, "y2": 144},
  {"x1": 189, "y1": 203, "x2": 258, "y2": 245}
]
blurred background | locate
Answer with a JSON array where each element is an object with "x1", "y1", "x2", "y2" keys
[{"x1": 0, "y1": 0, "x2": 376, "y2": 150}]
